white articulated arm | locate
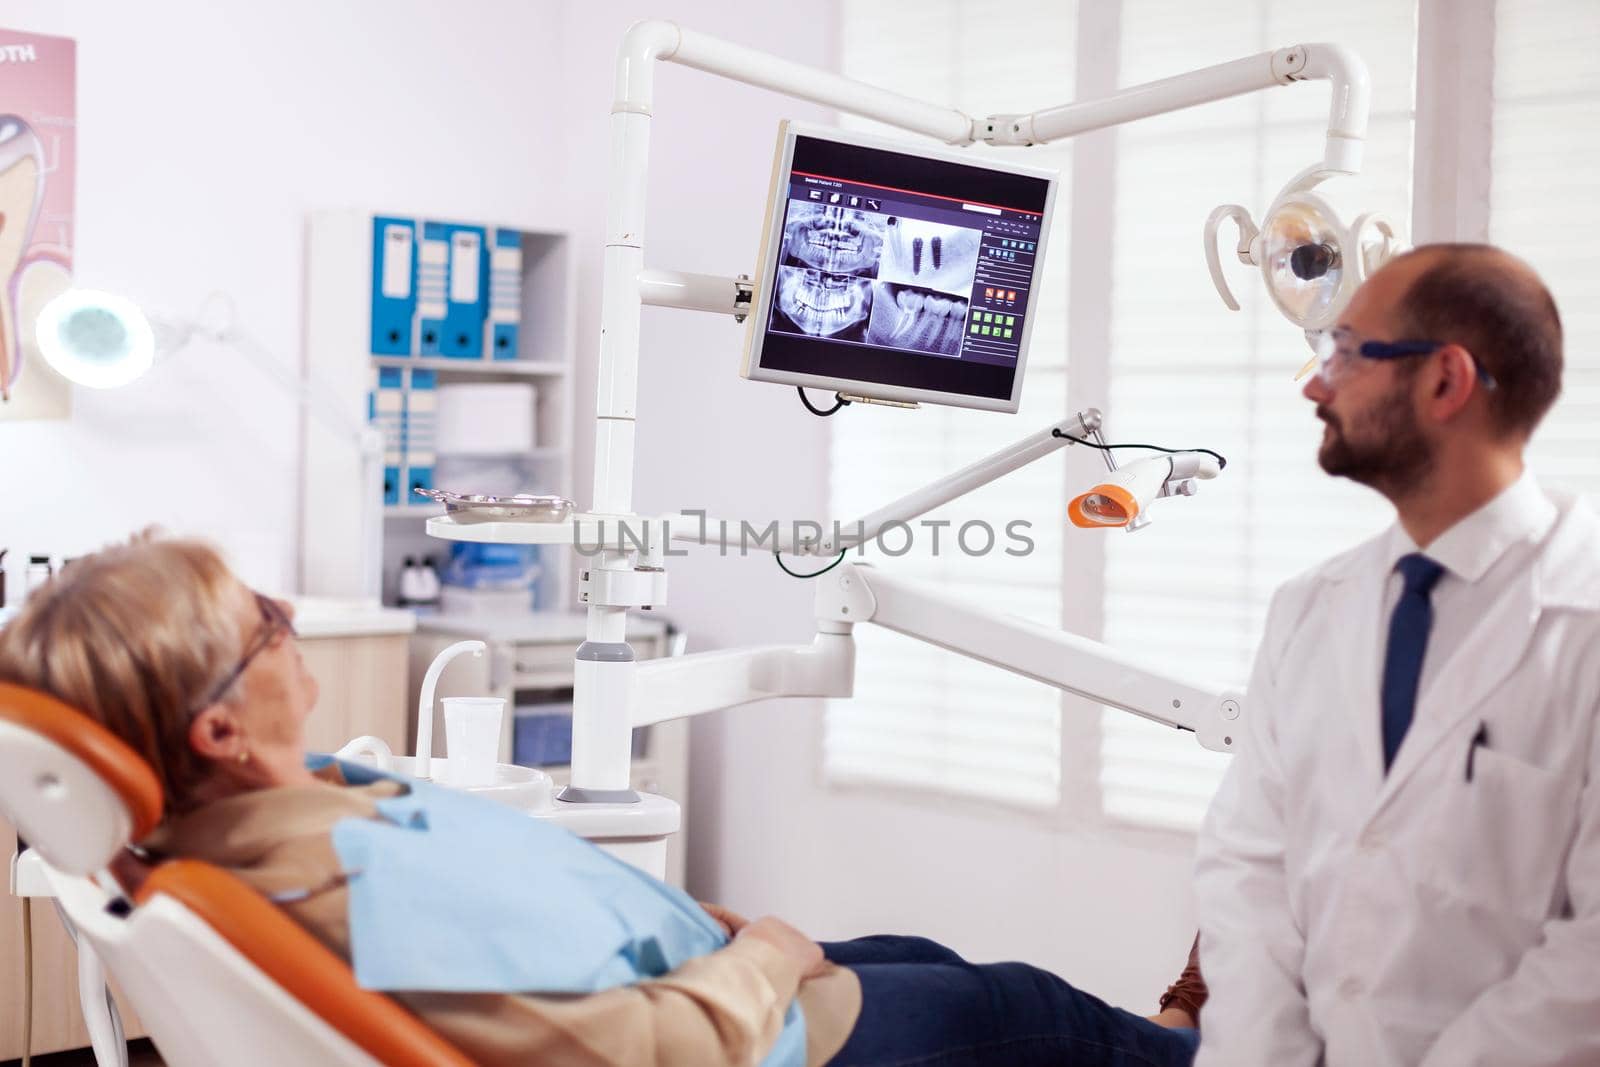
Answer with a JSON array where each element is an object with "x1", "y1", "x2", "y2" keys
[
  {"x1": 668, "y1": 409, "x2": 1109, "y2": 555},
  {"x1": 819, "y1": 563, "x2": 1244, "y2": 753},
  {"x1": 631, "y1": 635, "x2": 854, "y2": 727},
  {"x1": 617, "y1": 20, "x2": 976, "y2": 144},
  {"x1": 984, "y1": 43, "x2": 1369, "y2": 174}
]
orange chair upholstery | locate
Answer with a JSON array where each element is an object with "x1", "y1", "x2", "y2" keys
[{"x1": 0, "y1": 682, "x2": 474, "y2": 1067}]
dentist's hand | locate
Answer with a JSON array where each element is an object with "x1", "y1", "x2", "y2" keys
[
  {"x1": 699, "y1": 901, "x2": 750, "y2": 937},
  {"x1": 737, "y1": 916, "x2": 828, "y2": 980}
]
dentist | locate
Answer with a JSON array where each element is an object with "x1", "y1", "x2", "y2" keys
[{"x1": 1195, "y1": 244, "x2": 1600, "y2": 1066}]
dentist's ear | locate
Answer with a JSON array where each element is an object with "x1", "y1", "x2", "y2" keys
[{"x1": 1423, "y1": 343, "x2": 1483, "y2": 423}]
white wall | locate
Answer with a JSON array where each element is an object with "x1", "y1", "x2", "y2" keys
[
  {"x1": 1, "y1": 0, "x2": 1196, "y2": 1015},
  {"x1": 0, "y1": 0, "x2": 571, "y2": 590}
]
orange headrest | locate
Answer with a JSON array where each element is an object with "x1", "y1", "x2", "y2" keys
[{"x1": 0, "y1": 682, "x2": 165, "y2": 874}]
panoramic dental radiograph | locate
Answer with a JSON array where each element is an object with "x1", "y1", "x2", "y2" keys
[
  {"x1": 768, "y1": 201, "x2": 984, "y2": 358},
  {"x1": 772, "y1": 266, "x2": 874, "y2": 340},
  {"x1": 781, "y1": 202, "x2": 884, "y2": 276}
]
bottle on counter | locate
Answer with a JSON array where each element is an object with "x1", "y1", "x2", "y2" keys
[{"x1": 24, "y1": 555, "x2": 53, "y2": 596}]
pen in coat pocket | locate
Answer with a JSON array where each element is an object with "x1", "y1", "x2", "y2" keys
[{"x1": 1465, "y1": 722, "x2": 1490, "y2": 783}]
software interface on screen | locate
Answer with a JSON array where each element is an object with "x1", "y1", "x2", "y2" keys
[{"x1": 757, "y1": 133, "x2": 1051, "y2": 403}]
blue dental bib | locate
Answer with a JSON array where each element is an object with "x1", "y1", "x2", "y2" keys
[{"x1": 308, "y1": 757, "x2": 805, "y2": 1067}]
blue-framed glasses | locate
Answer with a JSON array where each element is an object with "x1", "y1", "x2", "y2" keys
[{"x1": 1310, "y1": 326, "x2": 1497, "y2": 389}]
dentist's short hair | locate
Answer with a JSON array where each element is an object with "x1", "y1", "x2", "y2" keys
[{"x1": 1393, "y1": 243, "x2": 1563, "y2": 439}]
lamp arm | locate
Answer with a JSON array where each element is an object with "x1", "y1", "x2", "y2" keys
[
  {"x1": 624, "y1": 561, "x2": 1244, "y2": 754},
  {"x1": 667, "y1": 409, "x2": 1107, "y2": 554}
]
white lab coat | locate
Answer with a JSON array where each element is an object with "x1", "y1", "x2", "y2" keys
[{"x1": 1194, "y1": 492, "x2": 1600, "y2": 1067}]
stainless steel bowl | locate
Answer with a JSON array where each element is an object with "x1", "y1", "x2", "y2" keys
[{"x1": 413, "y1": 488, "x2": 576, "y2": 524}]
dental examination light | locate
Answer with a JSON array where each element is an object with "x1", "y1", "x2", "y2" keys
[
  {"x1": 1069, "y1": 452, "x2": 1223, "y2": 531},
  {"x1": 424, "y1": 22, "x2": 1376, "y2": 858},
  {"x1": 1204, "y1": 170, "x2": 1403, "y2": 334},
  {"x1": 33, "y1": 287, "x2": 386, "y2": 600}
]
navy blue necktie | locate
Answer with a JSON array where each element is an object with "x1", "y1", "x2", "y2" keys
[{"x1": 1380, "y1": 553, "x2": 1446, "y2": 772}]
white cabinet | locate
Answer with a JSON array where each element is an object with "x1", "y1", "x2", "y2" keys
[{"x1": 300, "y1": 211, "x2": 576, "y2": 611}]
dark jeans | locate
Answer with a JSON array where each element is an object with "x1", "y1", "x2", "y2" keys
[{"x1": 822, "y1": 935, "x2": 1199, "y2": 1067}]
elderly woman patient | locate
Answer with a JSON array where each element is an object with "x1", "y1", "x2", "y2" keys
[{"x1": 0, "y1": 535, "x2": 1203, "y2": 1067}]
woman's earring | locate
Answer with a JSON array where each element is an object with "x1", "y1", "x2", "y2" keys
[{"x1": 237, "y1": 750, "x2": 250, "y2": 765}]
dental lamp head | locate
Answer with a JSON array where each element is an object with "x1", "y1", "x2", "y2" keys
[
  {"x1": 1068, "y1": 452, "x2": 1222, "y2": 531},
  {"x1": 1203, "y1": 165, "x2": 1405, "y2": 346}
]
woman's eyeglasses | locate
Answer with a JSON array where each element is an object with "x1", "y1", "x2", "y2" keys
[{"x1": 190, "y1": 592, "x2": 296, "y2": 715}]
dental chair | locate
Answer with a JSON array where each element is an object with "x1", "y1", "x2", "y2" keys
[{"x1": 0, "y1": 682, "x2": 473, "y2": 1067}]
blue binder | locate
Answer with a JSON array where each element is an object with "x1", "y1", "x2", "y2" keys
[
  {"x1": 370, "y1": 217, "x2": 417, "y2": 355},
  {"x1": 405, "y1": 369, "x2": 437, "y2": 502},
  {"x1": 488, "y1": 228, "x2": 522, "y2": 360},
  {"x1": 419, "y1": 221, "x2": 488, "y2": 359},
  {"x1": 373, "y1": 366, "x2": 406, "y2": 506}
]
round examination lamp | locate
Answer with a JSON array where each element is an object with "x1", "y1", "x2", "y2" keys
[
  {"x1": 34, "y1": 288, "x2": 157, "y2": 389},
  {"x1": 1203, "y1": 168, "x2": 1403, "y2": 342}
]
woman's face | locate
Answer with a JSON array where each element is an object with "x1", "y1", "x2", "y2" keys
[{"x1": 195, "y1": 581, "x2": 320, "y2": 787}]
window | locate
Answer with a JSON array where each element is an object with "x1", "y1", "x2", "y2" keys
[
  {"x1": 1490, "y1": 0, "x2": 1600, "y2": 502},
  {"x1": 829, "y1": 3, "x2": 1507, "y2": 830},
  {"x1": 1097, "y1": 0, "x2": 1416, "y2": 830},
  {"x1": 826, "y1": 0, "x2": 1076, "y2": 810}
]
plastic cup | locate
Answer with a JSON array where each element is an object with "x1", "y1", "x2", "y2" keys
[{"x1": 442, "y1": 696, "x2": 505, "y2": 787}]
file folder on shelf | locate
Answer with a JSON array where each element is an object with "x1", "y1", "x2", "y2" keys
[
  {"x1": 417, "y1": 221, "x2": 488, "y2": 359},
  {"x1": 405, "y1": 368, "x2": 437, "y2": 502},
  {"x1": 416, "y1": 223, "x2": 450, "y2": 356},
  {"x1": 372, "y1": 365, "x2": 405, "y2": 506},
  {"x1": 369, "y1": 216, "x2": 417, "y2": 355},
  {"x1": 488, "y1": 228, "x2": 523, "y2": 359}
]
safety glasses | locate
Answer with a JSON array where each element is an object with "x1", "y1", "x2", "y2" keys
[
  {"x1": 1309, "y1": 326, "x2": 1498, "y2": 390},
  {"x1": 190, "y1": 592, "x2": 296, "y2": 715}
]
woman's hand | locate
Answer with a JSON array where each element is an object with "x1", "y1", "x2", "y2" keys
[
  {"x1": 736, "y1": 916, "x2": 828, "y2": 980},
  {"x1": 698, "y1": 901, "x2": 751, "y2": 937}
]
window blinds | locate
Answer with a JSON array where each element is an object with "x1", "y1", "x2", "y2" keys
[
  {"x1": 826, "y1": 0, "x2": 1076, "y2": 810},
  {"x1": 1490, "y1": 0, "x2": 1600, "y2": 504},
  {"x1": 1097, "y1": 0, "x2": 1416, "y2": 831}
]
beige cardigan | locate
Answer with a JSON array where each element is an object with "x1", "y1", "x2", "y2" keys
[{"x1": 143, "y1": 767, "x2": 860, "y2": 1066}]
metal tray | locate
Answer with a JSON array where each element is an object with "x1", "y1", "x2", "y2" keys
[{"x1": 413, "y1": 488, "x2": 576, "y2": 524}]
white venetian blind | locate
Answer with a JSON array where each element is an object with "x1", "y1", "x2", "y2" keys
[
  {"x1": 1097, "y1": 2, "x2": 1415, "y2": 830},
  {"x1": 1490, "y1": 0, "x2": 1600, "y2": 502},
  {"x1": 824, "y1": 0, "x2": 1076, "y2": 809}
]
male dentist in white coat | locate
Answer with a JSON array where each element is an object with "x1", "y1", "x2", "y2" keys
[{"x1": 1194, "y1": 243, "x2": 1600, "y2": 1067}]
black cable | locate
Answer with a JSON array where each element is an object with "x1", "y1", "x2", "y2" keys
[
  {"x1": 774, "y1": 549, "x2": 849, "y2": 579},
  {"x1": 798, "y1": 387, "x2": 851, "y2": 417},
  {"x1": 1052, "y1": 429, "x2": 1227, "y2": 470}
]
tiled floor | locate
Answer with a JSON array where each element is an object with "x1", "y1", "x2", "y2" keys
[{"x1": 1, "y1": 1039, "x2": 162, "y2": 1066}]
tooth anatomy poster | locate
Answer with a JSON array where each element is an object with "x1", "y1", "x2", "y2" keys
[{"x1": 0, "y1": 29, "x2": 75, "y2": 421}]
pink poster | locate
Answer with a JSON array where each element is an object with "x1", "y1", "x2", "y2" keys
[{"x1": 0, "y1": 28, "x2": 75, "y2": 421}]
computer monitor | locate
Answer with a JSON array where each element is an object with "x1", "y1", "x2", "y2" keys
[{"x1": 742, "y1": 121, "x2": 1059, "y2": 413}]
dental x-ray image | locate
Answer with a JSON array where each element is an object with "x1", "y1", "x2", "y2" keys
[
  {"x1": 780, "y1": 201, "x2": 885, "y2": 277},
  {"x1": 877, "y1": 217, "x2": 981, "y2": 296},
  {"x1": 771, "y1": 266, "x2": 873, "y2": 341},
  {"x1": 865, "y1": 282, "x2": 969, "y2": 357}
]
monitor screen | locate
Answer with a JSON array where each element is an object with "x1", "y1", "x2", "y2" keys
[{"x1": 742, "y1": 121, "x2": 1058, "y2": 413}]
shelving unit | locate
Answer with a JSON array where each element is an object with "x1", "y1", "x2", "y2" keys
[{"x1": 300, "y1": 210, "x2": 577, "y2": 610}]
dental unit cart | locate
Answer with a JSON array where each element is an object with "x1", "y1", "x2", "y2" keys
[{"x1": 408, "y1": 613, "x2": 688, "y2": 885}]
